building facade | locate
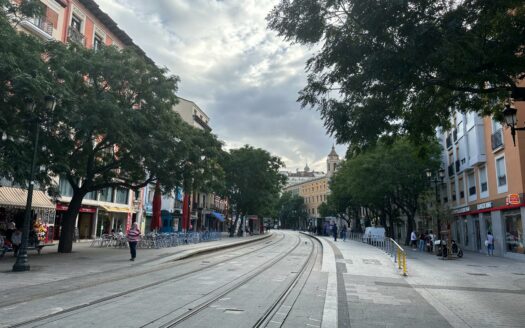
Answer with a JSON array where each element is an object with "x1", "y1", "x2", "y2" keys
[
  {"x1": 437, "y1": 104, "x2": 525, "y2": 259},
  {"x1": 2, "y1": 0, "x2": 147, "y2": 240}
]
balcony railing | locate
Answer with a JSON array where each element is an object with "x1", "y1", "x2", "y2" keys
[
  {"x1": 455, "y1": 160, "x2": 460, "y2": 173},
  {"x1": 491, "y1": 129, "x2": 504, "y2": 150},
  {"x1": 68, "y1": 26, "x2": 85, "y2": 45},
  {"x1": 452, "y1": 129, "x2": 458, "y2": 142},
  {"x1": 32, "y1": 16, "x2": 53, "y2": 36}
]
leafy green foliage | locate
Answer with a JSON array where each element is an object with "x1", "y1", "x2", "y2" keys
[
  {"x1": 268, "y1": 0, "x2": 525, "y2": 150},
  {"x1": 276, "y1": 191, "x2": 308, "y2": 229},
  {"x1": 224, "y1": 145, "x2": 286, "y2": 217},
  {"x1": 328, "y1": 137, "x2": 441, "y2": 240}
]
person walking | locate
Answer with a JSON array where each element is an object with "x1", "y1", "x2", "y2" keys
[
  {"x1": 341, "y1": 225, "x2": 347, "y2": 241},
  {"x1": 410, "y1": 230, "x2": 417, "y2": 250},
  {"x1": 486, "y1": 231, "x2": 495, "y2": 256},
  {"x1": 11, "y1": 229, "x2": 22, "y2": 257},
  {"x1": 127, "y1": 222, "x2": 141, "y2": 261},
  {"x1": 332, "y1": 223, "x2": 338, "y2": 242},
  {"x1": 418, "y1": 232, "x2": 426, "y2": 252}
]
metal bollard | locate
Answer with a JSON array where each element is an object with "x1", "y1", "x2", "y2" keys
[{"x1": 402, "y1": 253, "x2": 407, "y2": 276}]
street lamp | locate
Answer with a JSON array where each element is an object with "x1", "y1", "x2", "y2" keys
[
  {"x1": 502, "y1": 102, "x2": 524, "y2": 146},
  {"x1": 426, "y1": 168, "x2": 445, "y2": 243},
  {"x1": 13, "y1": 95, "x2": 56, "y2": 272}
]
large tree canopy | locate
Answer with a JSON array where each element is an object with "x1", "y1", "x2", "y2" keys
[
  {"x1": 223, "y1": 145, "x2": 286, "y2": 236},
  {"x1": 268, "y1": 0, "x2": 525, "y2": 149},
  {"x1": 276, "y1": 191, "x2": 308, "y2": 229}
]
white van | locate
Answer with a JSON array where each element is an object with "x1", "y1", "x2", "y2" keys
[{"x1": 362, "y1": 227, "x2": 386, "y2": 242}]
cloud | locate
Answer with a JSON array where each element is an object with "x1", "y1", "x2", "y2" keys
[{"x1": 96, "y1": 0, "x2": 347, "y2": 171}]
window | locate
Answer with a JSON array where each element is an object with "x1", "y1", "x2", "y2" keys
[
  {"x1": 71, "y1": 15, "x2": 82, "y2": 31},
  {"x1": 504, "y1": 211, "x2": 524, "y2": 254},
  {"x1": 58, "y1": 176, "x2": 73, "y2": 197},
  {"x1": 458, "y1": 177, "x2": 465, "y2": 200},
  {"x1": 467, "y1": 172, "x2": 476, "y2": 197},
  {"x1": 93, "y1": 33, "x2": 103, "y2": 50},
  {"x1": 84, "y1": 191, "x2": 96, "y2": 200},
  {"x1": 495, "y1": 156, "x2": 507, "y2": 193},
  {"x1": 99, "y1": 187, "x2": 113, "y2": 202},
  {"x1": 479, "y1": 166, "x2": 488, "y2": 197},
  {"x1": 455, "y1": 222, "x2": 461, "y2": 244},
  {"x1": 115, "y1": 188, "x2": 129, "y2": 204}
]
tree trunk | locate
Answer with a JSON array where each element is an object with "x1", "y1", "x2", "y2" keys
[
  {"x1": 58, "y1": 190, "x2": 86, "y2": 253},
  {"x1": 237, "y1": 214, "x2": 244, "y2": 236},
  {"x1": 230, "y1": 212, "x2": 240, "y2": 237}
]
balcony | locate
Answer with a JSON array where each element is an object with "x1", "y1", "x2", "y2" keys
[
  {"x1": 68, "y1": 26, "x2": 85, "y2": 45},
  {"x1": 20, "y1": 16, "x2": 54, "y2": 40},
  {"x1": 491, "y1": 129, "x2": 504, "y2": 151},
  {"x1": 452, "y1": 129, "x2": 458, "y2": 142},
  {"x1": 455, "y1": 160, "x2": 460, "y2": 173},
  {"x1": 448, "y1": 164, "x2": 454, "y2": 176}
]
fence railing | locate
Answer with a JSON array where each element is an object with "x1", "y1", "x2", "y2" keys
[
  {"x1": 89, "y1": 231, "x2": 224, "y2": 249},
  {"x1": 348, "y1": 232, "x2": 408, "y2": 276}
]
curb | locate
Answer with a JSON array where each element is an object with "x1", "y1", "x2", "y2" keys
[{"x1": 164, "y1": 232, "x2": 273, "y2": 263}]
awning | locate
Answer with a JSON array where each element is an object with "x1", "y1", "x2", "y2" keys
[
  {"x1": 0, "y1": 186, "x2": 55, "y2": 209},
  {"x1": 100, "y1": 205, "x2": 131, "y2": 213},
  {"x1": 211, "y1": 211, "x2": 225, "y2": 222}
]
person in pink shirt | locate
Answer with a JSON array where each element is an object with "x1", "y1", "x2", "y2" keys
[{"x1": 127, "y1": 222, "x2": 141, "y2": 261}]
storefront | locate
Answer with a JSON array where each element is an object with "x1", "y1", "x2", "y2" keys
[
  {"x1": 451, "y1": 193, "x2": 525, "y2": 259},
  {"x1": 54, "y1": 203, "x2": 97, "y2": 240},
  {"x1": 0, "y1": 186, "x2": 56, "y2": 244},
  {"x1": 97, "y1": 205, "x2": 133, "y2": 235}
]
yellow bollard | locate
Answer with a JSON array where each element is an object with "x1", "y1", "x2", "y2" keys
[
  {"x1": 403, "y1": 254, "x2": 407, "y2": 275},
  {"x1": 397, "y1": 249, "x2": 401, "y2": 269}
]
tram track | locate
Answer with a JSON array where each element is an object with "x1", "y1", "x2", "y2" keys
[
  {"x1": 6, "y1": 233, "x2": 288, "y2": 328},
  {"x1": 1, "y1": 233, "x2": 280, "y2": 309},
  {"x1": 146, "y1": 233, "x2": 320, "y2": 328},
  {"x1": 253, "y1": 233, "x2": 321, "y2": 328}
]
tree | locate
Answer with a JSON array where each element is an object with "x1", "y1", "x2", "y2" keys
[
  {"x1": 268, "y1": 0, "x2": 525, "y2": 150},
  {"x1": 328, "y1": 137, "x2": 441, "y2": 243},
  {"x1": 0, "y1": 1, "x2": 54, "y2": 185},
  {"x1": 223, "y1": 145, "x2": 286, "y2": 236},
  {"x1": 277, "y1": 192, "x2": 308, "y2": 229}
]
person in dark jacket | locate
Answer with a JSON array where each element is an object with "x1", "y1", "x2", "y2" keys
[{"x1": 332, "y1": 223, "x2": 338, "y2": 242}]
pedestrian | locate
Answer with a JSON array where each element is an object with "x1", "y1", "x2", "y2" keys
[
  {"x1": 418, "y1": 231, "x2": 426, "y2": 252},
  {"x1": 11, "y1": 229, "x2": 22, "y2": 257},
  {"x1": 127, "y1": 222, "x2": 141, "y2": 261},
  {"x1": 410, "y1": 230, "x2": 417, "y2": 250},
  {"x1": 332, "y1": 223, "x2": 338, "y2": 242},
  {"x1": 6, "y1": 221, "x2": 15, "y2": 243},
  {"x1": 341, "y1": 225, "x2": 347, "y2": 241},
  {"x1": 426, "y1": 230, "x2": 434, "y2": 252},
  {"x1": 486, "y1": 231, "x2": 495, "y2": 256}
]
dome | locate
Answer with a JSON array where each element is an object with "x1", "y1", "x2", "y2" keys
[
  {"x1": 328, "y1": 145, "x2": 339, "y2": 158},
  {"x1": 304, "y1": 163, "x2": 310, "y2": 172}
]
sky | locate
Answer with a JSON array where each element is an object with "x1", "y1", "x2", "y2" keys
[{"x1": 96, "y1": 0, "x2": 347, "y2": 173}]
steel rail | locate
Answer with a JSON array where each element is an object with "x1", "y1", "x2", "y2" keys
[
  {"x1": 252, "y1": 233, "x2": 321, "y2": 328},
  {"x1": 153, "y1": 234, "x2": 305, "y2": 328},
  {"x1": 8, "y1": 233, "x2": 286, "y2": 328}
]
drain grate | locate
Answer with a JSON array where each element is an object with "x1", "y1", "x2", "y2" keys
[
  {"x1": 466, "y1": 273, "x2": 488, "y2": 276},
  {"x1": 224, "y1": 309, "x2": 244, "y2": 314}
]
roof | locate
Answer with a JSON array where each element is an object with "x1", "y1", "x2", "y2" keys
[
  {"x1": 0, "y1": 187, "x2": 55, "y2": 209},
  {"x1": 328, "y1": 145, "x2": 338, "y2": 157},
  {"x1": 78, "y1": 0, "x2": 154, "y2": 65}
]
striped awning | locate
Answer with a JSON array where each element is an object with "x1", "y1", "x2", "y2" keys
[
  {"x1": 0, "y1": 186, "x2": 55, "y2": 210},
  {"x1": 100, "y1": 205, "x2": 132, "y2": 213}
]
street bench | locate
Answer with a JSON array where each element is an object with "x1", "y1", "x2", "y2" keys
[{"x1": 1, "y1": 243, "x2": 55, "y2": 257}]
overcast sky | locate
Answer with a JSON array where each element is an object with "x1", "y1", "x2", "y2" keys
[{"x1": 96, "y1": 0, "x2": 347, "y2": 172}]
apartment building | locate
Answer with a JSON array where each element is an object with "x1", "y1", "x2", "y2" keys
[
  {"x1": 437, "y1": 104, "x2": 525, "y2": 260},
  {"x1": 1, "y1": 0, "x2": 146, "y2": 240}
]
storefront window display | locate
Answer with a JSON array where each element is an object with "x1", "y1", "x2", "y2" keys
[
  {"x1": 484, "y1": 213, "x2": 492, "y2": 235},
  {"x1": 455, "y1": 220, "x2": 461, "y2": 244},
  {"x1": 504, "y1": 211, "x2": 524, "y2": 254},
  {"x1": 464, "y1": 219, "x2": 469, "y2": 246}
]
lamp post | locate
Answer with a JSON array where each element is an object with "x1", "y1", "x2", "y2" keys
[
  {"x1": 502, "y1": 101, "x2": 524, "y2": 146},
  {"x1": 13, "y1": 95, "x2": 56, "y2": 272},
  {"x1": 426, "y1": 168, "x2": 445, "y2": 244}
]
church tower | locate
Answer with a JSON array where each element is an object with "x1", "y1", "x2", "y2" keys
[{"x1": 326, "y1": 145, "x2": 340, "y2": 177}]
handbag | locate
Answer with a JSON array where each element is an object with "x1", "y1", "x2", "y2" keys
[{"x1": 484, "y1": 240, "x2": 489, "y2": 247}]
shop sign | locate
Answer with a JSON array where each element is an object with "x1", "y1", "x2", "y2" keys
[
  {"x1": 505, "y1": 194, "x2": 521, "y2": 206},
  {"x1": 477, "y1": 202, "x2": 493, "y2": 210},
  {"x1": 56, "y1": 204, "x2": 96, "y2": 213},
  {"x1": 452, "y1": 206, "x2": 470, "y2": 214}
]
